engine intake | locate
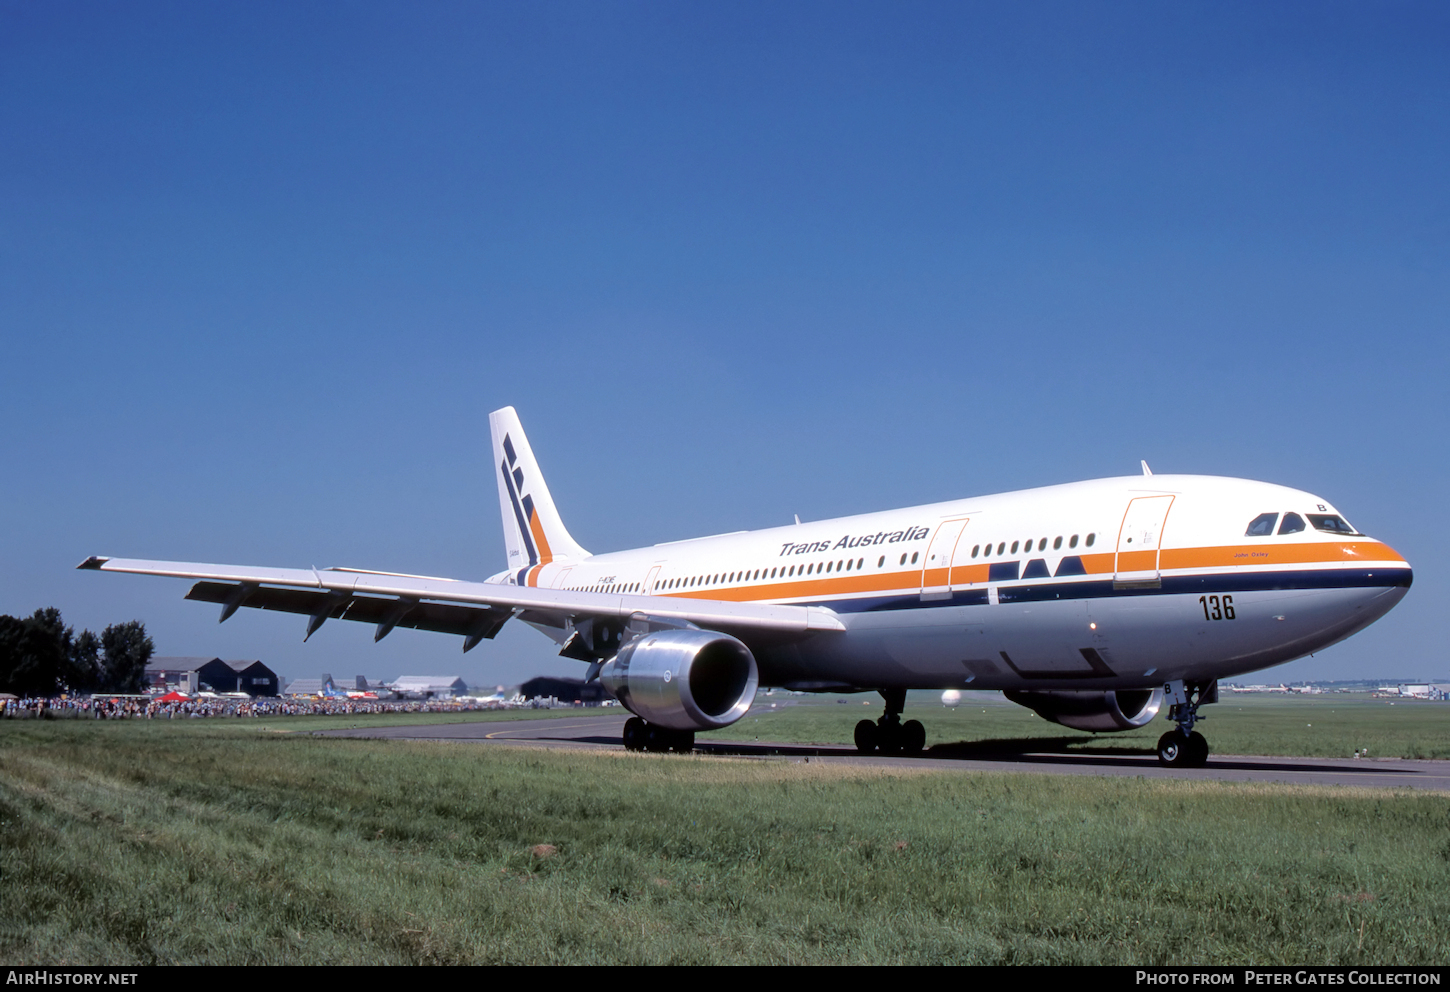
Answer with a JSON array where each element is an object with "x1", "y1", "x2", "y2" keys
[
  {"x1": 1004, "y1": 688, "x2": 1163, "y2": 732},
  {"x1": 599, "y1": 629, "x2": 758, "y2": 731}
]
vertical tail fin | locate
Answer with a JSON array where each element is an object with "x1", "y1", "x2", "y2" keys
[{"x1": 489, "y1": 407, "x2": 589, "y2": 585}]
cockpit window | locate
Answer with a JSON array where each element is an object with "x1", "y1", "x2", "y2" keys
[
  {"x1": 1278, "y1": 512, "x2": 1306, "y2": 535},
  {"x1": 1308, "y1": 514, "x2": 1358, "y2": 535},
  {"x1": 1245, "y1": 513, "x2": 1278, "y2": 537}
]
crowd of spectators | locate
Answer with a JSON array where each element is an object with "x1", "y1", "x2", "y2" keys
[{"x1": 0, "y1": 694, "x2": 505, "y2": 720}]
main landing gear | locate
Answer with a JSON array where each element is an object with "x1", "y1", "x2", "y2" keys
[
  {"x1": 1156, "y1": 679, "x2": 1214, "y2": 768},
  {"x1": 854, "y1": 689, "x2": 926, "y2": 756},
  {"x1": 622, "y1": 716, "x2": 695, "y2": 753}
]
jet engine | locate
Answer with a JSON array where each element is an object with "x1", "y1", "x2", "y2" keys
[
  {"x1": 598, "y1": 629, "x2": 759, "y2": 731},
  {"x1": 1004, "y1": 688, "x2": 1163, "y2": 732}
]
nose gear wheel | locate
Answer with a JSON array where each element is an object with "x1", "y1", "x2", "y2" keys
[{"x1": 1157, "y1": 729, "x2": 1209, "y2": 767}]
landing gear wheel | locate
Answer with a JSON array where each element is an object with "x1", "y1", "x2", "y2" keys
[
  {"x1": 623, "y1": 719, "x2": 694, "y2": 754},
  {"x1": 901, "y1": 719, "x2": 926, "y2": 756},
  {"x1": 877, "y1": 722, "x2": 903, "y2": 755},
  {"x1": 1186, "y1": 731, "x2": 1209, "y2": 767},
  {"x1": 641, "y1": 723, "x2": 694, "y2": 754},
  {"x1": 854, "y1": 719, "x2": 879, "y2": 755},
  {"x1": 855, "y1": 689, "x2": 928, "y2": 757},
  {"x1": 1157, "y1": 731, "x2": 1188, "y2": 767},
  {"x1": 622, "y1": 717, "x2": 646, "y2": 752},
  {"x1": 1159, "y1": 678, "x2": 1216, "y2": 768}
]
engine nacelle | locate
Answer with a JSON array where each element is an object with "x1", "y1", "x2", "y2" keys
[
  {"x1": 1004, "y1": 688, "x2": 1163, "y2": 732},
  {"x1": 598, "y1": 629, "x2": 759, "y2": 731}
]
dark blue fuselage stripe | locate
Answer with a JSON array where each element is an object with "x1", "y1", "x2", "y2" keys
[{"x1": 797, "y1": 567, "x2": 1412, "y2": 615}]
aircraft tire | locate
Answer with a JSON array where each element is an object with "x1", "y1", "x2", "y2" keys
[
  {"x1": 623, "y1": 717, "x2": 646, "y2": 751},
  {"x1": 1187, "y1": 731, "x2": 1209, "y2": 767},
  {"x1": 902, "y1": 720, "x2": 926, "y2": 755},
  {"x1": 1157, "y1": 731, "x2": 1189, "y2": 767},
  {"x1": 854, "y1": 719, "x2": 878, "y2": 754}
]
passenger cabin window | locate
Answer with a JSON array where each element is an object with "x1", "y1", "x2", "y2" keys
[
  {"x1": 1278, "y1": 513, "x2": 1306, "y2": 535},
  {"x1": 1308, "y1": 514, "x2": 1358, "y2": 535},
  {"x1": 1246, "y1": 513, "x2": 1279, "y2": 537}
]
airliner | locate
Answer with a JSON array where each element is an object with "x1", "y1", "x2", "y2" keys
[{"x1": 80, "y1": 407, "x2": 1412, "y2": 766}]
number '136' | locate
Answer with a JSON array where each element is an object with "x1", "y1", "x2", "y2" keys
[{"x1": 1199, "y1": 595, "x2": 1235, "y2": 621}]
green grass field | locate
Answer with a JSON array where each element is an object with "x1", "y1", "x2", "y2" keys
[
  {"x1": 713, "y1": 691, "x2": 1450, "y2": 760},
  {"x1": 2, "y1": 714, "x2": 1447, "y2": 965}
]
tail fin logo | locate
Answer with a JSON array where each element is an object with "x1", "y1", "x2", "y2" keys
[
  {"x1": 490, "y1": 406, "x2": 589, "y2": 586},
  {"x1": 500, "y1": 433, "x2": 554, "y2": 577}
]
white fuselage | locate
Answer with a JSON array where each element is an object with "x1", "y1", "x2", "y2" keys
[{"x1": 495, "y1": 475, "x2": 1411, "y2": 692}]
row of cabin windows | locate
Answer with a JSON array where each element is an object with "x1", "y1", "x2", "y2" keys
[
  {"x1": 968, "y1": 533, "x2": 1094, "y2": 559},
  {"x1": 892, "y1": 533, "x2": 1095, "y2": 566},
  {"x1": 573, "y1": 530, "x2": 1099, "y2": 593},
  {"x1": 657, "y1": 557, "x2": 871, "y2": 590}
]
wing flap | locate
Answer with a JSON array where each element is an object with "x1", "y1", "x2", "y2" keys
[{"x1": 185, "y1": 581, "x2": 510, "y2": 639}]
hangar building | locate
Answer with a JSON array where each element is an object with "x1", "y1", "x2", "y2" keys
[{"x1": 146, "y1": 657, "x2": 280, "y2": 697}]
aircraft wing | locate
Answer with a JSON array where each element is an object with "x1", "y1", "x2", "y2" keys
[{"x1": 76, "y1": 556, "x2": 846, "y2": 652}]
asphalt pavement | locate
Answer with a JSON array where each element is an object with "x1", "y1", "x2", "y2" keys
[{"x1": 315, "y1": 713, "x2": 1450, "y2": 791}]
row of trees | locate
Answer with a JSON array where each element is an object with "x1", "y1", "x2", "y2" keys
[{"x1": 0, "y1": 608, "x2": 154, "y2": 697}]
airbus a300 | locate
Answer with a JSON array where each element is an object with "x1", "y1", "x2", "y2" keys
[{"x1": 80, "y1": 407, "x2": 1412, "y2": 766}]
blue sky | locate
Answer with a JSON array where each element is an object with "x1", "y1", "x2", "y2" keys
[{"x1": 2, "y1": 1, "x2": 1446, "y2": 688}]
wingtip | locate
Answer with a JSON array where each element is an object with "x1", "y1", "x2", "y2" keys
[{"x1": 77, "y1": 556, "x2": 110, "y2": 570}]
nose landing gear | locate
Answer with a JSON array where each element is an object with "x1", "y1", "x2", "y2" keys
[
  {"x1": 1157, "y1": 728, "x2": 1209, "y2": 767},
  {"x1": 854, "y1": 689, "x2": 926, "y2": 756},
  {"x1": 1156, "y1": 679, "x2": 1215, "y2": 767}
]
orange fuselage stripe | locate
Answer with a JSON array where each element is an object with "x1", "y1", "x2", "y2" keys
[{"x1": 641, "y1": 540, "x2": 1404, "y2": 603}]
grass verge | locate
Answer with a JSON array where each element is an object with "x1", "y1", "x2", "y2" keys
[{"x1": 2, "y1": 719, "x2": 1447, "y2": 964}]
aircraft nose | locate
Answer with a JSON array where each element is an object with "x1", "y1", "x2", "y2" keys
[{"x1": 1391, "y1": 559, "x2": 1414, "y2": 590}]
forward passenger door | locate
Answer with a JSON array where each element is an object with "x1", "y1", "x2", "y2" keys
[{"x1": 1114, "y1": 495, "x2": 1175, "y2": 586}]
